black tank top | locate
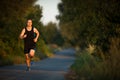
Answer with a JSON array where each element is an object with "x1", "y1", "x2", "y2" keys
[{"x1": 24, "y1": 27, "x2": 36, "y2": 49}]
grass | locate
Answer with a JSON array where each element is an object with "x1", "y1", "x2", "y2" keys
[
  {"x1": 0, "y1": 39, "x2": 54, "y2": 66},
  {"x1": 66, "y1": 38, "x2": 120, "y2": 80}
]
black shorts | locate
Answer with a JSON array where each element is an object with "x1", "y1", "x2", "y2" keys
[{"x1": 24, "y1": 47, "x2": 36, "y2": 54}]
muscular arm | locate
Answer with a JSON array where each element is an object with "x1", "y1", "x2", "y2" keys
[
  {"x1": 34, "y1": 28, "x2": 39, "y2": 42},
  {"x1": 19, "y1": 28, "x2": 26, "y2": 39}
]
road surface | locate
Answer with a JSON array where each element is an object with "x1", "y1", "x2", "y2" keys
[{"x1": 0, "y1": 48, "x2": 75, "y2": 80}]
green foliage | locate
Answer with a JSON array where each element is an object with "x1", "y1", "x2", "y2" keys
[
  {"x1": 0, "y1": 0, "x2": 53, "y2": 66},
  {"x1": 60, "y1": 0, "x2": 120, "y2": 79},
  {"x1": 69, "y1": 42, "x2": 120, "y2": 80},
  {"x1": 43, "y1": 22, "x2": 58, "y2": 43},
  {"x1": 0, "y1": 55, "x2": 14, "y2": 66},
  {"x1": 25, "y1": 4, "x2": 43, "y2": 27},
  {"x1": 71, "y1": 51, "x2": 97, "y2": 80},
  {"x1": 52, "y1": 31, "x2": 64, "y2": 46},
  {"x1": 0, "y1": 0, "x2": 37, "y2": 28},
  {"x1": 43, "y1": 22, "x2": 64, "y2": 46},
  {"x1": 36, "y1": 39, "x2": 53, "y2": 59},
  {"x1": 57, "y1": 0, "x2": 120, "y2": 53}
]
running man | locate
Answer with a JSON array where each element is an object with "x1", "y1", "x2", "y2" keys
[{"x1": 19, "y1": 19, "x2": 39, "y2": 71}]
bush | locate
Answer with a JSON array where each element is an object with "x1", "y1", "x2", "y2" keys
[
  {"x1": 36, "y1": 39, "x2": 54, "y2": 59},
  {"x1": 69, "y1": 51, "x2": 97, "y2": 80},
  {"x1": 68, "y1": 37, "x2": 120, "y2": 80}
]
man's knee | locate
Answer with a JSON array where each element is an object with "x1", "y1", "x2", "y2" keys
[{"x1": 29, "y1": 49, "x2": 35, "y2": 57}]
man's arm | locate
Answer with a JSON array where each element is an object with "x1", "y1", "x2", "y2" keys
[
  {"x1": 34, "y1": 28, "x2": 39, "y2": 42},
  {"x1": 19, "y1": 28, "x2": 26, "y2": 39}
]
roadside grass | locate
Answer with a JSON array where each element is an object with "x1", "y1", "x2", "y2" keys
[
  {"x1": 0, "y1": 39, "x2": 54, "y2": 66},
  {"x1": 36, "y1": 39, "x2": 54, "y2": 59},
  {"x1": 66, "y1": 38, "x2": 120, "y2": 80}
]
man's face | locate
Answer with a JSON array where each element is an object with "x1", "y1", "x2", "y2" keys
[{"x1": 27, "y1": 20, "x2": 32, "y2": 27}]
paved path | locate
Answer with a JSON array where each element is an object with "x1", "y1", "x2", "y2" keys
[{"x1": 0, "y1": 48, "x2": 75, "y2": 80}]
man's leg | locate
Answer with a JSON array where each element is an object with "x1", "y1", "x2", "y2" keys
[
  {"x1": 29, "y1": 49, "x2": 35, "y2": 65},
  {"x1": 25, "y1": 54, "x2": 31, "y2": 71},
  {"x1": 29, "y1": 49, "x2": 35, "y2": 58}
]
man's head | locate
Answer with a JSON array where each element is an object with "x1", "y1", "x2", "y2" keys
[{"x1": 27, "y1": 19, "x2": 32, "y2": 27}]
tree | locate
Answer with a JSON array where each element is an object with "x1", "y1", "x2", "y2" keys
[
  {"x1": 43, "y1": 22, "x2": 58, "y2": 44},
  {"x1": 0, "y1": 0, "x2": 37, "y2": 28},
  {"x1": 57, "y1": 0, "x2": 120, "y2": 53}
]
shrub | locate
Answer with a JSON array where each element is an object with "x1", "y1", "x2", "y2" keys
[{"x1": 68, "y1": 37, "x2": 120, "y2": 80}]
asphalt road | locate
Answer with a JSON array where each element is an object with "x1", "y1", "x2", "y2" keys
[{"x1": 0, "y1": 48, "x2": 75, "y2": 80}]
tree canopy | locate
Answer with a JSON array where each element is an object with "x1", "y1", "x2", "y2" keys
[{"x1": 57, "y1": 0, "x2": 120, "y2": 53}]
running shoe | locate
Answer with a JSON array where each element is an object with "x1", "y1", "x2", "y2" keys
[{"x1": 26, "y1": 67, "x2": 31, "y2": 71}]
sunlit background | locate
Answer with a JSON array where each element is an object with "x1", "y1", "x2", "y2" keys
[{"x1": 36, "y1": 0, "x2": 61, "y2": 25}]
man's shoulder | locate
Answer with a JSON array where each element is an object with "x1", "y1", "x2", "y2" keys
[
  {"x1": 33, "y1": 27, "x2": 37, "y2": 30},
  {"x1": 22, "y1": 27, "x2": 26, "y2": 31}
]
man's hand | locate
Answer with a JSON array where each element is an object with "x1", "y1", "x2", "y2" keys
[
  {"x1": 23, "y1": 34, "x2": 27, "y2": 38},
  {"x1": 20, "y1": 34, "x2": 27, "y2": 39},
  {"x1": 33, "y1": 38, "x2": 38, "y2": 42}
]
